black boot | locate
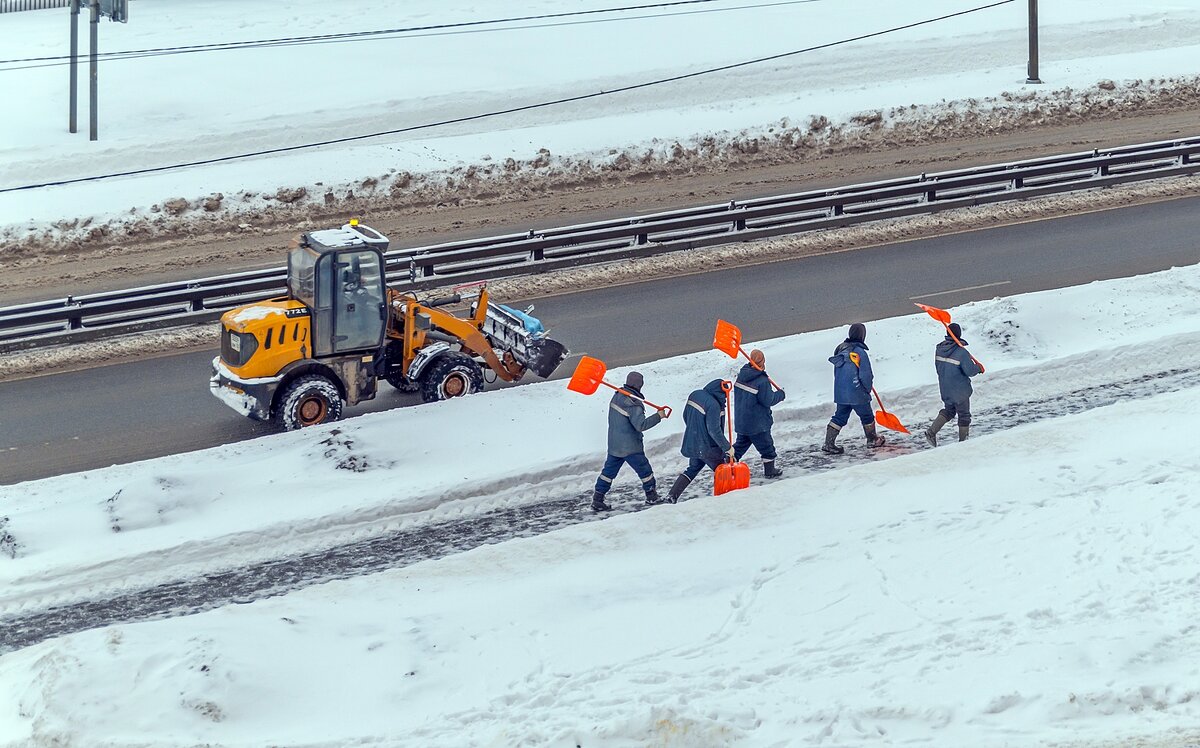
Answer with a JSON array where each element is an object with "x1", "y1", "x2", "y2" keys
[
  {"x1": 958, "y1": 425, "x2": 969, "y2": 442},
  {"x1": 864, "y1": 422, "x2": 886, "y2": 448},
  {"x1": 667, "y1": 474, "x2": 692, "y2": 504},
  {"x1": 644, "y1": 488, "x2": 664, "y2": 505},
  {"x1": 924, "y1": 410, "x2": 950, "y2": 447},
  {"x1": 590, "y1": 491, "x2": 612, "y2": 512},
  {"x1": 763, "y1": 460, "x2": 783, "y2": 479},
  {"x1": 821, "y1": 424, "x2": 844, "y2": 455}
]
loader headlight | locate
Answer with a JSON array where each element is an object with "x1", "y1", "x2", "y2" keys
[{"x1": 221, "y1": 329, "x2": 258, "y2": 367}]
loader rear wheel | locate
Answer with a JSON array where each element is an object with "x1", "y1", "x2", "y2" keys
[
  {"x1": 275, "y1": 375, "x2": 343, "y2": 430},
  {"x1": 419, "y1": 353, "x2": 484, "y2": 403}
]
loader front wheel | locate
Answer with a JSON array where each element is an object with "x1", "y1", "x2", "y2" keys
[
  {"x1": 275, "y1": 375, "x2": 343, "y2": 430},
  {"x1": 419, "y1": 353, "x2": 484, "y2": 403}
]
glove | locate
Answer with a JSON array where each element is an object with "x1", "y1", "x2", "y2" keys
[
  {"x1": 726, "y1": 447, "x2": 736, "y2": 460},
  {"x1": 657, "y1": 407, "x2": 669, "y2": 418}
]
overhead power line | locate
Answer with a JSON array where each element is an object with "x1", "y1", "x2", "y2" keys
[
  {"x1": 0, "y1": 0, "x2": 1016, "y2": 195},
  {"x1": 0, "y1": 0, "x2": 741, "y2": 66}
]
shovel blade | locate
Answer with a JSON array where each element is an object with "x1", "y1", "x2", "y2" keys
[
  {"x1": 714, "y1": 461, "x2": 751, "y2": 495},
  {"x1": 567, "y1": 356, "x2": 607, "y2": 396},
  {"x1": 875, "y1": 409, "x2": 910, "y2": 434},
  {"x1": 914, "y1": 302, "x2": 953, "y2": 326},
  {"x1": 713, "y1": 319, "x2": 743, "y2": 360}
]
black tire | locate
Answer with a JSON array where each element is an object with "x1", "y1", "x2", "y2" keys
[
  {"x1": 384, "y1": 372, "x2": 420, "y2": 392},
  {"x1": 274, "y1": 375, "x2": 343, "y2": 430},
  {"x1": 419, "y1": 353, "x2": 484, "y2": 403}
]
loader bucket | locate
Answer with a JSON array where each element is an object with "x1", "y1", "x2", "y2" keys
[
  {"x1": 528, "y1": 338, "x2": 569, "y2": 379},
  {"x1": 713, "y1": 319, "x2": 743, "y2": 359},
  {"x1": 567, "y1": 356, "x2": 607, "y2": 395},
  {"x1": 914, "y1": 302, "x2": 952, "y2": 326},
  {"x1": 714, "y1": 461, "x2": 751, "y2": 496}
]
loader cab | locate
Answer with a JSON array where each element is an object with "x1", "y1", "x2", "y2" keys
[{"x1": 288, "y1": 223, "x2": 389, "y2": 358}]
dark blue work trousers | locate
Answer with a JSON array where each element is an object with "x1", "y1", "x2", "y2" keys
[
  {"x1": 942, "y1": 398, "x2": 972, "y2": 426},
  {"x1": 595, "y1": 452, "x2": 656, "y2": 496},
  {"x1": 682, "y1": 447, "x2": 724, "y2": 480},
  {"x1": 830, "y1": 402, "x2": 874, "y2": 428},
  {"x1": 733, "y1": 431, "x2": 777, "y2": 461}
]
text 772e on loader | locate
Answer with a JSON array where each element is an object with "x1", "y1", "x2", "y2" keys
[{"x1": 209, "y1": 221, "x2": 569, "y2": 429}]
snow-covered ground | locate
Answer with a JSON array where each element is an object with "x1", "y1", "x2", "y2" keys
[
  {"x1": 2, "y1": 0, "x2": 1200, "y2": 243},
  {"x1": 3, "y1": 263, "x2": 1200, "y2": 745}
]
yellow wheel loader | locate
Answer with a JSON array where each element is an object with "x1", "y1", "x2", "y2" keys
[{"x1": 209, "y1": 222, "x2": 569, "y2": 429}]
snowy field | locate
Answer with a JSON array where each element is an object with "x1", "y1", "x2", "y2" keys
[
  {"x1": 2, "y1": 0, "x2": 1200, "y2": 242},
  {"x1": 3, "y1": 263, "x2": 1200, "y2": 746}
]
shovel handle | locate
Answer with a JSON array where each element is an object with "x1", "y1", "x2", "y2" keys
[
  {"x1": 721, "y1": 379, "x2": 735, "y2": 462},
  {"x1": 870, "y1": 386, "x2": 889, "y2": 412},
  {"x1": 944, "y1": 326, "x2": 986, "y2": 373},
  {"x1": 599, "y1": 381, "x2": 672, "y2": 418},
  {"x1": 736, "y1": 345, "x2": 782, "y2": 390}
]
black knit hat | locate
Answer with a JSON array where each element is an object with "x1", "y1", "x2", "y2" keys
[
  {"x1": 947, "y1": 323, "x2": 963, "y2": 339},
  {"x1": 624, "y1": 371, "x2": 644, "y2": 390},
  {"x1": 848, "y1": 323, "x2": 866, "y2": 343}
]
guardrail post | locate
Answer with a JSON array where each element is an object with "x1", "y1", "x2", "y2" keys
[
  {"x1": 530, "y1": 248, "x2": 545, "y2": 262},
  {"x1": 408, "y1": 258, "x2": 417, "y2": 283},
  {"x1": 629, "y1": 220, "x2": 648, "y2": 246},
  {"x1": 729, "y1": 201, "x2": 746, "y2": 232},
  {"x1": 66, "y1": 295, "x2": 82, "y2": 330}
]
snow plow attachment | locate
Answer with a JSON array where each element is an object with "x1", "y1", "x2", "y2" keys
[
  {"x1": 526, "y1": 338, "x2": 569, "y2": 379},
  {"x1": 567, "y1": 356, "x2": 672, "y2": 418},
  {"x1": 914, "y1": 302, "x2": 986, "y2": 373},
  {"x1": 476, "y1": 298, "x2": 568, "y2": 379},
  {"x1": 714, "y1": 380, "x2": 751, "y2": 496}
]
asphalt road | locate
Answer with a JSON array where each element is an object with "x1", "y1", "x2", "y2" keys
[{"x1": 2, "y1": 197, "x2": 1198, "y2": 485}]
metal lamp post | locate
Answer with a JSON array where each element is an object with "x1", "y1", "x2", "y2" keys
[{"x1": 1026, "y1": 0, "x2": 1043, "y2": 84}]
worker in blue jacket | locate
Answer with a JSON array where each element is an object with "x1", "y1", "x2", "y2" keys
[
  {"x1": 733, "y1": 349, "x2": 785, "y2": 478},
  {"x1": 591, "y1": 371, "x2": 667, "y2": 512},
  {"x1": 924, "y1": 323, "x2": 983, "y2": 445},
  {"x1": 823, "y1": 323, "x2": 885, "y2": 454},
  {"x1": 667, "y1": 378, "x2": 733, "y2": 503}
]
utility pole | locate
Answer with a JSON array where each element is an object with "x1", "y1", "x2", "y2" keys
[
  {"x1": 69, "y1": 0, "x2": 79, "y2": 133},
  {"x1": 89, "y1": 0, "x2": 98, "y2": 140},
  {"x1": 1026, "y1": 0, "x2": 1043, "y2": 84}
]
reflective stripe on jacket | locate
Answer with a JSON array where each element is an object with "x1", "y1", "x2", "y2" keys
[
  {"x1": 681, "y1": 379, "x2": 731, "y2": 457},
  {"x1": 935, "y1": 337, "x2": 981, "y2": 402},
  {"x1": 733, "y1": 363, "x2": 785, "y2": 435},
  {"x1": 607, "y1": 386, "x2": 663, "y2": 457}
]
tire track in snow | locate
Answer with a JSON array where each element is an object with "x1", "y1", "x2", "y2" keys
[{"x1": 2, "y1": 365, "x2": 1199, "y2": 654}]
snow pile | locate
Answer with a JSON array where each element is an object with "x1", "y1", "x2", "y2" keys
[
  {"x1": 2, "y1": 0, "x2": 1200, "y2": 250},
  {"x1": 3, "y1": 333, "x2": 1200, "y2": 745}
]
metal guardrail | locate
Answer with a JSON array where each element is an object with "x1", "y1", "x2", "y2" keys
[
  {"x1": 0, "y1": 0, "x2": 71, "y2": 12},
  {"x1": 1, "y1": 136, "x2": 1197, "y2": 353}
]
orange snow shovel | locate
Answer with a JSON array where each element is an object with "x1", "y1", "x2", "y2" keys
[
  {"x1": 914, "y1": 302, "x2": 986, "y2": 373},
  {"x1": 567, "y1": 356, "x2": 672, "y2": 418},
  {"x1": 712, "y1": 319, "x2": 782, "y2": 389},
  {"x1": 714, "y1": 380, "x2": 751, "y2": 496},
  {"x1": 848, "y1": 352, "x2": 909, "y2": 434}
]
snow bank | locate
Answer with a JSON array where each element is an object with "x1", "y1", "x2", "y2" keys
[{"x1": 2, "y1": 0, "x2": 1200, "y2": 247}]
